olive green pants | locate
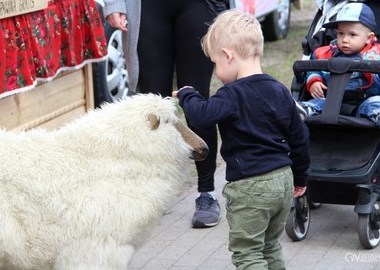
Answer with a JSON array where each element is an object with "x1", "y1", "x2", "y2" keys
[{"x1": 223, "y1": 166, "x2": 293, "y2": 270}]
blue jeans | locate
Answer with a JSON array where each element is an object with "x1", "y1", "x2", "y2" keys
[
  {"x1": 356, "y1": 96, "x2": 380, "y2": 118},
  {"x1": 301, "y1": 98, "x2": 325, "y2": 116},
  {"x1": 301, "y1": 95, "x2": 380, "y2": 119}
]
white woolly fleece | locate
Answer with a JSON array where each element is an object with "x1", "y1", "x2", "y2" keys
[{"x1": 0, "y1": 94, "x2": 203, "y2": 270}]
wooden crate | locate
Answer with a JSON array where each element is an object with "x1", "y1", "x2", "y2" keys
[{"x1": 0, "y1": 64, "x2": 94, "y2": 131}]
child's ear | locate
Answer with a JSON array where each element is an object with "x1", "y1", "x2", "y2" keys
[
  {"x1": 366, "y1": 32, "x2": 375, "y2": 44},
  {"x1": 221, "y1": 48, "x2": 233, "y2": 63}
]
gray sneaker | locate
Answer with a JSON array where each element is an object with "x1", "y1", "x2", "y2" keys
[{"x1": 192, "y1": 192, "x2": 220, "y2": 228}]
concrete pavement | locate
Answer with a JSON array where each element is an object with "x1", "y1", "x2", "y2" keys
[{"x1": 130, "y1": 161, "x2": 380, "y2": 270}]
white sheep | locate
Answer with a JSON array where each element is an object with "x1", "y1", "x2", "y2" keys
[{"x1": 0, "y1": 93, "x2": 208, "y2": 270}]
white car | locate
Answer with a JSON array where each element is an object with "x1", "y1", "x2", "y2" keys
[
  {"x1": 92, "y1": 0, "x2": 130, "y2": 107},
  {"x1": 231, "y1": 0, "x2": 292, "y2": 41}
]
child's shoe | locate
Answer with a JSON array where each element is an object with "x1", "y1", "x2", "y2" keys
[{"x1": 368, "y1": 114, "x2": 380, "y2": 127}]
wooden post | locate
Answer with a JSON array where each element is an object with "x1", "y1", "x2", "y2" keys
[{"x1": 84, "y1": 64, "x2": 95, "y2": 111}]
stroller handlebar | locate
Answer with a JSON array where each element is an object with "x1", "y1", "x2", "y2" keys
[{"x1": 293, "y1": 58, "x2": 380, "y2": 75}]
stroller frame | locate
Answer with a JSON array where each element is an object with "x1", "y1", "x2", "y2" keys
[{"x1": 286, "y1": 0, "x2": 380, "y2": 249}]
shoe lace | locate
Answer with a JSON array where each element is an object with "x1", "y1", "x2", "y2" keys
[{"x1": 196, "y1": 195, "x2": 215, "y2": 211}]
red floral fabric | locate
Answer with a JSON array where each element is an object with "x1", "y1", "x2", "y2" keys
[{"x1": 0, "y1": 0, "x2": 108, "y2": 98}]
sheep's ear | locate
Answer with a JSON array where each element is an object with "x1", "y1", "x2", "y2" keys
[{"x1": 147, "y1": 114, "x2": 160, "y2": 130}]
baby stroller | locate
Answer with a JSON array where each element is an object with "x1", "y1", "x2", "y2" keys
[{"x1": 285, "y1": 0, "x2": 380, "y2": 249}]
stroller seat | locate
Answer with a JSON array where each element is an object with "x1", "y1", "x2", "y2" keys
[{"x1": 310, "y1": 126, "x2": 380, "y2": 173}]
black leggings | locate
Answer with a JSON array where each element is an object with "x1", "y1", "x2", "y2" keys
[{"x1": 138, "y1": 0, "x2": 217, "y2": 192}]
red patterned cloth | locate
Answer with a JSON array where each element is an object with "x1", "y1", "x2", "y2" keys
[{"x1": 0, "y1": 0, "x2": 108, "y2": 98}]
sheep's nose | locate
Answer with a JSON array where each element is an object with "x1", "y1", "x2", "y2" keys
[{"x1": 191, "y1": 146, "x2": 209, "y2": 161}]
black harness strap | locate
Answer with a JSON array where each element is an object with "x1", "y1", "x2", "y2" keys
[{"x1": 321, "y1": 72, "x2": 352, "y2": 124}]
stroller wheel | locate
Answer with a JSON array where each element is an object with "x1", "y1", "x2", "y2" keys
[
  {"x1": 285, "y1": 195, "x2": 310, "y2": 241},
  {"x1": 358, "y1": 212, "x2": 380, "y2": 249}
]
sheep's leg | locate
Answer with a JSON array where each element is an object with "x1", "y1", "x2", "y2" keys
[{"x1": 54, "y1": 239, "x2": 134, "y2": 270}]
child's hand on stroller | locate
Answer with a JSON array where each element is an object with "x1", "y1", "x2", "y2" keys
[
  {"x1": 293, "y1": 186, "x2": 306, "y2": 197},
  {"x1": 310, "y1": 82, "x2": 327, "y2": 98}
]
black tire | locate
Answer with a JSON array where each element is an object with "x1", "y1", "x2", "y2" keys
[
  {"x1": 358, "y1": 213, "x2": 380, "y2": 249},
  {"x1": 285, "y1": 195, "x2": 310, "y2": 241},
  {"x1": 92, "y1": 9, "x2": 130, "y2": 108},
  {"x1": 261, "y1": 0, "x2": 291, "y2": 41}
]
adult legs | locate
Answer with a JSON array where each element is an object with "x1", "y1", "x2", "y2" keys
[
  {"x1": 175, "y1": 0, "x2": 218, "y2": 194},
  {"x1": 175, "y1": 0, "x2": 220, "y2": 227},
  {"x1": 137, "y1": 0, "x2": 175, "y2": 96},
  {"x1": 138, "y1": 0, "x2": 220, "y2": 228}
]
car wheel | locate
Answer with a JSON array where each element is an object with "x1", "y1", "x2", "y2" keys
[
  {"x1": 261, "y1": 0, "x2": 291, "y2": 41},
  {"x1": 92, "y1": 19, "x2": 130, "y2": 108}
]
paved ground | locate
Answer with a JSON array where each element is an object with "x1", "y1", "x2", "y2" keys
[{"x1": 130, "y1": 159, "x2": 380, "y2": 270}]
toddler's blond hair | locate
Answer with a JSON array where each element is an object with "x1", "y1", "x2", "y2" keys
[{"x1": 202, "y1": 9, "x2": 264, "y2": 59}]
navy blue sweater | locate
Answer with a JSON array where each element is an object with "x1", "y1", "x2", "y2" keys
[{"x1": 178, "y1": 74, "x2": 310, "y2": 186}]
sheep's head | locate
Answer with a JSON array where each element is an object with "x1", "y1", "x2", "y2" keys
[{"x1": 147, "y1": 113, "x2": 209, "y2": 161}]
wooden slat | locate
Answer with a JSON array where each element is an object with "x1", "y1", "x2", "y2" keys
[
  {"x1": 0, "y1": 65, "x2": 94, "y2": 130},
  {"x1": 12, "y1": 100, "x2": 86, "y2": 131},
  {"x1": 33, "y1": 106, "x2": 86, "y2": 131}
]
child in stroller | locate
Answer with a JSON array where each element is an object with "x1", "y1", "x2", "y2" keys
[
  {"x1": 298, "y1": 2, "x2": 380, "y2": 124},
  {"x1": 286, "y1": 0, "x2": 380, "y2": 249}
]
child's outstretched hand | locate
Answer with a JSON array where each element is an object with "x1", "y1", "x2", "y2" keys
[
  {"x1": 172, "y1": 86, "x2": 193, "y2": 98},
  {"x1": 310, "y1": 81, "x2": 327, "y2": 98},
  {"x1": 293, "y1": 186, "x2": 306, "y2": 197},
  {"x1": 172, "y1": 91, "x2": 179, "y2": 98}
]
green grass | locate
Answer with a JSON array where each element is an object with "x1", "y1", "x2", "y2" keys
[{"x1": 262, "y1": 21, "x2": 310, "y2": 89}]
